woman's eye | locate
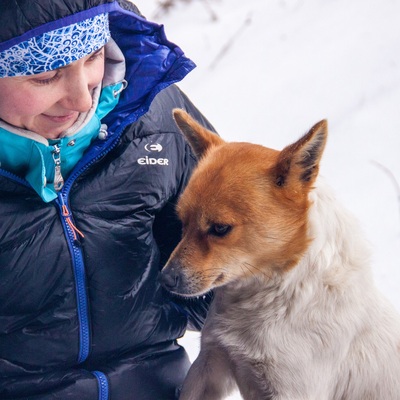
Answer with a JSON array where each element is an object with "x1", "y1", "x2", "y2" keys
[
  {"x1": 88, "y1": 49, "x2": 104, "y2": 62},
  {"x1": 32, "y1": 73, "x2": 60, "y2": 85},
  {"x1": 209, "y1": 224, "x2": 232, "y2": 237}
]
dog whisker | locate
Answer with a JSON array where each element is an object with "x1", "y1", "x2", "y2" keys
[
  {"x1": 241, "y1": 262, "x2": 274, "y2": 281},
  {"x1": 263, "y1": 235, "x2": 295, "y2": 244}
]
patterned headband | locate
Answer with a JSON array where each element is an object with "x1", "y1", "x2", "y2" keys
[{"x1": 0, "y1": 13, "x2": 110, "y2": 78}]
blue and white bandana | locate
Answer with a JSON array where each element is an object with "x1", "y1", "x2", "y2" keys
[{"x1": 0, "y1": 13, "x2": 110, "y2": 78}]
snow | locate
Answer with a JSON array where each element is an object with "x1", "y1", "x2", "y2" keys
[{"x1": 135, "y1": 1, "x2": 400, "y2": 398}]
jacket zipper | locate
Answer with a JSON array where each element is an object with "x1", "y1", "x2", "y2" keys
[
  {"x1": 92, "y1": 371, "x2": 109, "y2": 400},
  {"x1": 54, "y1": 127, "x2": 123, "y2": 364},
  {"x1": 0, "y1": 168, "x2": 30, "y2": 187},
  {"x1": 51, "y1": 141, "x2": 90, "y2": 363},
  {"x1": 57, "y1": 193, "x2": 90, "y2": 363}
]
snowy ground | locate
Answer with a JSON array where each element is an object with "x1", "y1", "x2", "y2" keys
[{"x1": 135, "y1": 1, "x2": 400, "y2": 398}]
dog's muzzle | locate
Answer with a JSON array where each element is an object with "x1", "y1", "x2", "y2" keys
[{"x1": 160, "y1": 260, "x2": 197, "y2": 296}]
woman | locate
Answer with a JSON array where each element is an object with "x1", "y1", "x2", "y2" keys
[{"x1": 0, "y1": 1, "x2": 214, "y2": 398}]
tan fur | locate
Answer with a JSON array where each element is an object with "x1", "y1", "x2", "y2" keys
[{"x1": 161, "y1": 110, "x2": 400, "y2": 400}]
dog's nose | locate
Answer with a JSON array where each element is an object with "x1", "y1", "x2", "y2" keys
[{"x1": 160, "y1": 269, "x2": 180, "y2": 291}]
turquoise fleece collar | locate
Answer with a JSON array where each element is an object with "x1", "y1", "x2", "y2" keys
[{"x1": 0, "y1": 82, "x2": 123, "y2": 202}]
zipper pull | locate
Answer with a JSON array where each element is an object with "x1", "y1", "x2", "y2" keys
[
  {"x1": 59, "y1": 196, "x2": 85, "y2": 241},
  {"x1": 52, "y1": 144, "x2": 64, "y2": 191}
]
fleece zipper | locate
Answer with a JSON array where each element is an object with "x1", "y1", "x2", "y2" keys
[{"x1": 52, "y1": 143, "x2": 64, "y2": 191}]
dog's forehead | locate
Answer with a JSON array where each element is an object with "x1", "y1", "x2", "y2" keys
[
  {"x1": 193, "y1": 142, "x2": 279, "y2": 188},
  {"x1": 199, "y1": 142, "x2": 278, "y2": 175},
  {"x1": 218, "y1": 141, "x2": 278, "y2": 161},
  {"x1": 177, "y1": 142, "x2": 280, "y2": 223}
]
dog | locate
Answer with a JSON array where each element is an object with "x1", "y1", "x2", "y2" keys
[{"x1": 161, "y1": 109, "x2": 400, "y2": 400}]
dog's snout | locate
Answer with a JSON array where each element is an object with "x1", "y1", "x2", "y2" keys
[
  {"x1": 161, "y1": 259, "x2": 204, "y2": 296},
  {"x1": 160, "y1": 268, "x2": 181, "y2": 291}
]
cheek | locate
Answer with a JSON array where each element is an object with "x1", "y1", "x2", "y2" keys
[
  {"x1": 88, "y1": 61, "x2": 105, "y2": 88},
  {"x1": 0, "y1": 94, "x2": 26, "y2": 124},
  {"x1": 0, "y1": 90, "x2": 55, "y2": 123}
]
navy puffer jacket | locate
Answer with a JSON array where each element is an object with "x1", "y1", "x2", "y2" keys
[{"x1": 0, "y1": 1, "x2": 213, "y2": 399}]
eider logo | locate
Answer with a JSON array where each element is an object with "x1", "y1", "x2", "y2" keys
[
  {"x1": 144, "y1": 143, "x2": 163, "y2": 152},
  {"x1": 139, "y1": 142, "x2": 169, "y2": 165},
  {"x1": 138, "y1": 156, "x2": 169, "y2": 166}
]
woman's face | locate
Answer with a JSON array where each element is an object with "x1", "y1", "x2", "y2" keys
[{"x1": 0, "y1": 48, "x2": 105, "y2": 139}]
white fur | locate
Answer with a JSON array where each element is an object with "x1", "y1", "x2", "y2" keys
[{"x1": 180, "y1": 178, "x2": 400, "y2": 400}]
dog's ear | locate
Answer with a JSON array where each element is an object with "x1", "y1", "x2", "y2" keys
[
  {"x1": 173, "y1": 108, "x2": 224, "y2": 159},
  {"x1": 274, "y1": 120, "x2": 327, "y2": 193}
]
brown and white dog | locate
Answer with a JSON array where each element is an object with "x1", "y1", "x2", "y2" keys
[{"x1": 161, "y1": 109, "x2": 400, "y2": 400}]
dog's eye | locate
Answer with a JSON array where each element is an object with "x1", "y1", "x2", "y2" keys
[{"x1": 209, "y1": 224, "x2": 232, "y2": 237}]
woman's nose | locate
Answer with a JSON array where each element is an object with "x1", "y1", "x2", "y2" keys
[{"x1": 61, "y1": 74, "x2": 94, "y2": 113}]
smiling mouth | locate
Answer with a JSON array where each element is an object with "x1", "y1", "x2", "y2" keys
[{"x1": 42, "y1": 113, "x2": 77, "y2": 123}]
